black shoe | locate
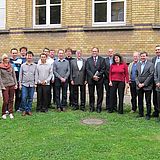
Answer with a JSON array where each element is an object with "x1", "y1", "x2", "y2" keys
[
  {"x1": 90, "y1": 108, "x2": 95, "y2": 112},
  {"x1": 136, "y1": 114, "x2": 144, "y2": 118},
  {"x1": 118, "y1": 111, "x2": 123, "y2": 114},
  {"x1": 107, "y1": 110, "x2": 113, "y2": 113},
  {"x1": 152, "y1": 111, "x2": 159, "y2": 117},
  {"x1": 145, "y1": 115, "x2": 150, "y2": 120},
  {"x1": 113, "y1": 108, "x2": 117, "y2": 112},
  {"x1": 96, "y1": 108, "x2": 101, "y2": 113},
  {"x1": 80, "y1": 107, "x2": 85, "y2": 112},
  {"x1": 62, "y1": 108, "x2": 66, "y2": 112},
  {"x1": 36, "y1": 109, "x2": 40, "y2": 112},
  {"x1": 72, "y1": 106, "x2": 79, "y2": 110},
  {"x1": 155, "y1": 117, "x2": 160, "y2": 122}
]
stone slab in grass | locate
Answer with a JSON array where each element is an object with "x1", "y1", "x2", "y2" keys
[{"x1": 81, "y1": 118, "x2": 105, "y2": 125}]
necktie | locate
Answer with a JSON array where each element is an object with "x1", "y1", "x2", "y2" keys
[{"x1": 94, "y1": 57, "x2": 96, "y2": 66}]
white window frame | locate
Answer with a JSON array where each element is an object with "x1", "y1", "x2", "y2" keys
[
  {"x1": 0, "y1": 0, "x2": 6, "y2": 29},
  {"x1": 92, "y1": 0, "x2": 126, "y2": 26},
  {"x1": 33, "y1": 0, "x2": 61, "y2": 28}
]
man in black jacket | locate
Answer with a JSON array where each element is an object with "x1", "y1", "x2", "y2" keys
[
  {"x1": 86, "y1": 47, "x2": 105, "y2": 113},
  {"x1": 70, "y1": 50, "x2": 87, "y2": 111}
]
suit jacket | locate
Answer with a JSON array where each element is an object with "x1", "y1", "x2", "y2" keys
[
  {"x1": 135, "y1": 60, "x2": 154, "y2": 90},
  {"x1": 70, "y1": 58, "x2": 86, "y2": 85},
  {"x1": 103, "y1": 57, "x2": 110, "y2": 83},
  {"x1": 154, "y1": 62, "x2": 160, "y2": 91},
  {"x1": 86, "y1": 56, "x2": 105, "y2": 85},
  {"x1": 152, "y1": 56, "x2": 157, "y2": 64}
]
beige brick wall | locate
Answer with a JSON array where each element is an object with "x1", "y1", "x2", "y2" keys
[{"x1": 0, "y1": 0, "x2": 160, "y2": 57}]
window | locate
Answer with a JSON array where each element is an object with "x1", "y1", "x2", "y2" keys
[
  {"x1": 33, "y1": 0, "x2": 61, "y2": 28},
  {"x1": 93, "y1": 0, "x2": 126, "y2": 26},
  {"x1": 0, "y1": 0, "x2": 6, "y2": 29}
]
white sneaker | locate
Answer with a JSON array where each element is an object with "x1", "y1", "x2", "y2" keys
[
  {"x1": 5, "y1": 110, "x2": 9, "y2": 115},
  {"x1": 9, "y1": 114, "x2": 14, "y2": 119},
  {"x1": 2, "y1": 114, "x2": 7, "y2": 120}
]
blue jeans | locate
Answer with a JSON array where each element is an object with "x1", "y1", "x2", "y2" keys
[{"x1": 21, "y1": 85, "x2": 35, "y2": 112}]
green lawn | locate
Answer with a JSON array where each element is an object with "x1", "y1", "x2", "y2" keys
[{"x1": 0, "y1": 103, "x2": 160, "y2": 160}]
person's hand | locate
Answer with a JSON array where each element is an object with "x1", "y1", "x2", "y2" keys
[
  {"x1": 93, "y1": 75, "x2": 99, "y2": 81},
  {"x1": 60, "y1": 77, "x2": 66, "y2": 83},
  {"x1": 51, "y1": 80, "x2": 54, "y2": 83},
  {"x1": 19, "y1": 83, "x2": 22, "y2": 90},
  {"x1": 14, "y1": 85, "x2": 18, "y2": 89},
  {"x1": 41, "y1": 80, "x2": 47, "y2": 85},
  {"x1": 109, "y1": 81, "x2": 112, "y2": 86},
  {"x1": 125, "y1": 83, "x2": 130, "y2": 95},
  {"x1": 71, "y1": 80, "x2": 74, "y2": 85},
  {"x1": 138, "y1": 83, "x2": 144, "y2": 88},
  {"x1": 2, "y1": 87, "x2": 6, "y2": 90},
  {"x1": 156, "y1": 83, "x2": 160, "y2": 88}
]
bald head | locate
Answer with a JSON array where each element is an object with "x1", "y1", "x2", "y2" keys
[
  {"x1": 133, "y1": 51, "x2": 139, "y2": 63},
  {"x1": 107, "y1": 49, "x2": 114, "y2": 57}
]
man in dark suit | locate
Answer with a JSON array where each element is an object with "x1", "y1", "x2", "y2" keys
[
  {"x1": 65, "y1": 48, "x2": 74, "y2": 107},
  {"x1": 154, "y1": 62, "x2": 160, "y2": 121},
  {"x1": 152, "y1": 45, "x2": 160, "y2": 117},
  {"x1": 104, "y1": 49, "x2": 117, "y2": 112},
  {"x1": 135, "y1": 51, "x2": 154, "y2": 120},
  {"x1": 86, "y1": 47, "x2": 105, "y2": 113},
  {"x1": 70, "y1": 50, "x2": 87, "y2": 111}
]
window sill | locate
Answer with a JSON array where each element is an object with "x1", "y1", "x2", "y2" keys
[
  {"x1": 23, "y1": 27, "x2": 68, "y2": 33},
  {"x1": 0, "y1": 29, "x2": 10, "y2": 34},
  {"x1": 83, "y1": 25, "x2": 134, "y2": 31}
]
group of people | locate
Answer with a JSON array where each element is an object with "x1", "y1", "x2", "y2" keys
[{"x1": 0, "y1": 46, "x2": 160, "y2": 121}]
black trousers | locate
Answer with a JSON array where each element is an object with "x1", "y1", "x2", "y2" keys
[
  {"x1": 109, "y1": 81, "x2": 125, "y2": 114},
  {"x1": 104, "y1": 81, "x2": 117, "y2": 111},
  {"x1": 157, "y1": 91, "x2": 160, "y2": 115},
  {"x1": 14, "y1": 87, "x2": 22, "y2": 111},
  {"x1": 68, "y1": 81, "x2": 74, "y2": 106},
  {"x1": 37, "y1": 85, "x2": 50, "y2": 112},
  {"x1": 137, "y1": 89, "x2": 152, "y2": 116},
  {"x1": 55, "y1": 80, "x2": 68, "y2": 109},
  {"x1": 152, "y1": 84, "x2": 159, "y2": 116},
  {"x1": 129, "y1": 81, "x2": 138, "y2": 111},
  {"x1": 88, "y1": 82, "x2": 103, "y2": 110},
  {"x1": 72, "y1": 84, "x2": 86, "y2": 109},
  {"x1": 49, "y1": 82, "x2": 56, "y2": 105}
]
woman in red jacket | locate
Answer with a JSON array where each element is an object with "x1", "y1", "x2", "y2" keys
[{"x1": 109, "y1": 53, "x2": 129, "y2": 114}]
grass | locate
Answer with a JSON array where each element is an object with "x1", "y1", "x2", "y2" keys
[{"x1": 0, "y1": 103, "x2": 160, "y2": 160}]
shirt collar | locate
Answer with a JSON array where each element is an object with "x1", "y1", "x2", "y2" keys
[
  {"x1": 140, "y1": 60, "x2": 147, "y2": 64},
  {"x1": 58, "y1": 58, "x2": 65, "y2": 62},
  {"x1": 26, "y1": 62, "x2": 33, "y2": 65}
]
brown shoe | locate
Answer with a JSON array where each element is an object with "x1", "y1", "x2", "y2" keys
[
  {"x1": 28, "y1": 112, "x2": 32, "y2": 116},
  {"x1": 22, "y1": 111, "x2": 26, "y2": 116}
]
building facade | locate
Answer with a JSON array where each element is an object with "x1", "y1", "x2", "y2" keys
[{"x1": 0, "y1": 0, "x2": 160, "y2": 56}]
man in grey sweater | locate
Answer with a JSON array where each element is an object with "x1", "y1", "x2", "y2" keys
[
  {"x1": 53, "y1": 49, "x2": 70, "y2": 112},
  {"x1": 35, "y1": 53, "x2": 53, "y2": 112}
]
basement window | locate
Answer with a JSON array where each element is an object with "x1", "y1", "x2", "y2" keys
[
  {"x1": 33, "y1": 0, "x2": 61, "y2": 28},
  {"x1": 93, "y1": 0, "x2": 126, "y2": 26}
]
